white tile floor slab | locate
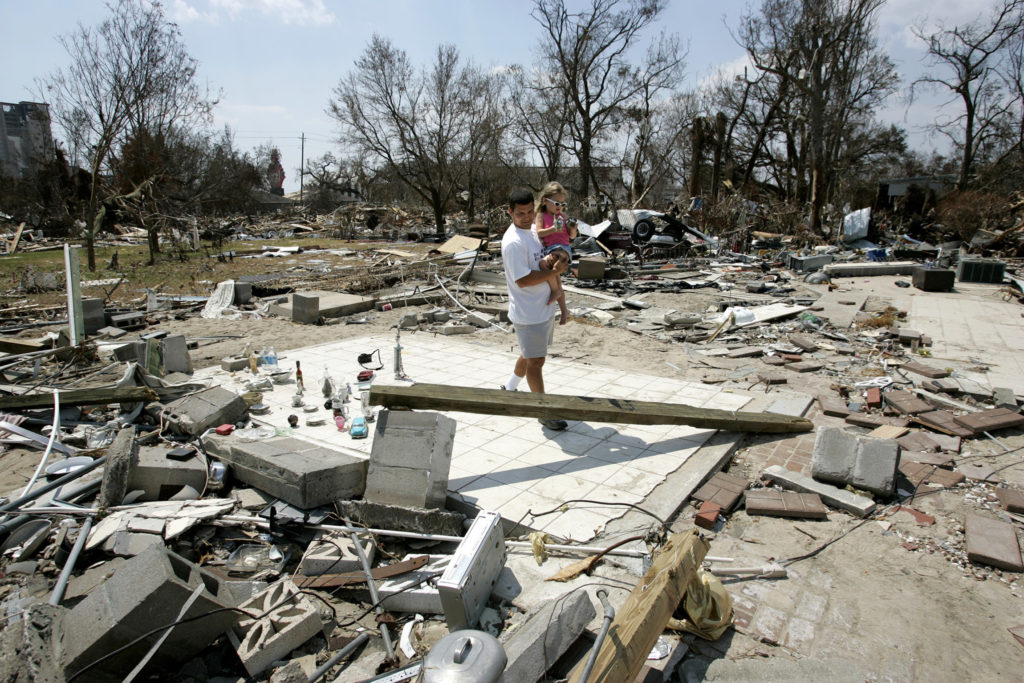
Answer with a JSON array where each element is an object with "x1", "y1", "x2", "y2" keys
[{"x1": 194, "y1": 334, "x2": 752, "y2": 541}]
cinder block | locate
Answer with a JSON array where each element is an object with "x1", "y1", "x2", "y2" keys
[
  {"x1": 221, "y1": 356, "x2": 249, "y2": 372},
  {"x1": 365, "y1": 411, "x2": 455, "y2": 509},
  {"x1": 501, "y1": 589, "x2": 596, "y2": 682},
  {"x1": 429, "y1": 309, "x2": 451, "y2": 323},
  {"x1": 812, "y1": 427, "x2": 899, "y2": 497},
  {"x1": 466, "y1": 313, "x2": 491, "y2": 328},
  {"x1": 762, "y1": 465, "x2": 876, "y2": 517},
  {"x1": 398, "y1": 313, "x2": 419, "y2": 329},
  {"x1": 850, "y1": 436, "x2": 900, "y2": 497},
  {"x1": 113, "y1": 341, "x2": 146, "y2": 364},
  {"x1": 378, "y1": 555, "x2": 451, "y2": 614},
  {"x1": 292, "y1": 293, "x2": 319, "y2": 324},
  {"x1": 694, "y1": 501, "x2": 721, "y2": 529},
  {"x1": 81, "y1": 297, "x2": 106, "y2": 335},
  {"x1": 162, "y1": 386, "x2": 248, "y2": 436},
  {"x1": 127, "y1": 445, "x2": 207, "y2": 501},
  {"x1": 202, "y1": 434, "x2": 367, "y2": 509},
  {"x1": 62, "y1": 545, "x2": 238, "y2": 680},
  {"x1": 441, "y1": 324, "x2": 475, "y2": 335},
  {"x1": 160, "y1": 334, "x2": 192, "y2": 374},
  {"x1": 811, "y1": 427, "x2": 857, "y2": 485},
  {"x1": 299, "y1": 531, "x2": 375, "y2": 575},
  {"x1": 228, "y1": 579, "x2": 323, "y2": 676}
]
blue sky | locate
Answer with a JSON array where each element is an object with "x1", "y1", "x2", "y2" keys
[{"x1": 0, "y1": 0, "x2": 1002, "y2": 193}]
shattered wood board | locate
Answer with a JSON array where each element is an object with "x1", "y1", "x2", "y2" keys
[
  {"x1": 437, "y1": 235, "x2": 484, "y2": 254},
  {"x1": 868, "y1": 424, "x2": 910, "y2": 439}
]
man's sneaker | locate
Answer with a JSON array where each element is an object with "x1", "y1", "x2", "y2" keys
[{"x1": 538, "y1": 418, "x2": 568, "y2": 431}]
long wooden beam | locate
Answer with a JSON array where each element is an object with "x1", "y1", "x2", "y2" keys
[
  {"x1": 368, "y1": 383, "x2": 812, "y2": 433},
  {"x1": 0, "y1": 386, "x2": 158, "y2": 410},
  {"x1": 568, "y1": 529, "x2": 710, "y2": 682}
]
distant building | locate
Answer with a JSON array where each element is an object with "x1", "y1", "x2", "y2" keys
[{"x1": 0, "y1": 101, "x2": 55, "y2": 178}]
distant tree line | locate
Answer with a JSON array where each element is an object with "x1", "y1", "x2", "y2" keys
[{"x1": 2, "y1": 0, "x2": 1023, "y2": 268}]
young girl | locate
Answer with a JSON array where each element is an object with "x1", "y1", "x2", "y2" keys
[{"x1": 534, "y1": 182, "x2": 576, "y2": 324}]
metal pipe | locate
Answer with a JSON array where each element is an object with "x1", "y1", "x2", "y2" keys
[
  {"x1": 218, "y1": 516, "x2": 650, "y2": 558},
  {"x1": 0, "y1": 456, "x2": 105, "y2": 513},
  {"x1": 308, "y1": 632, "x2": 369, "y2": 683},
  {"x1": 0, "y1": 420, "x2": 76, "y2": 455},
  {"x1": 579, "y1": 589, "x2": 615, "y2": 683},
  {"x1": 343, "y1": 518, "x2": 395, "y2": 660},
  {"x1": 48, "y1": 517, "x2": 93, "y2": 605},
  {"x1": 0, "y1": 479, "x2": 102, "y2": 542}
]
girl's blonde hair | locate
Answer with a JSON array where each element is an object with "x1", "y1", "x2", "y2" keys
[{"x1": 536, "y1": 181, "x2": 568, "y2": 213}]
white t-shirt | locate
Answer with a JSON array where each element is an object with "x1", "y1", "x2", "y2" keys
[{"x1": 501, "y1": 223, "x2": 556, "y2": 324}]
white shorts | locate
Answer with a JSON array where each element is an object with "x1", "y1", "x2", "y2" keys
[{"x1": 515, "y1": 318, "x2": 555, "y2": 359}]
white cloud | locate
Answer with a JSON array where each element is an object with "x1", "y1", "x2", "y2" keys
[
  {"x1": 210, "y1": 0, "x2": 335, "y2": 26},
  {"x1": 168, "y1": 0, "x2": 218, "y2": 23}
]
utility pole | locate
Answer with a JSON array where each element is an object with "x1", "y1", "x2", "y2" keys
[{"x1": 299, "y1": 132, "x2": 305, "y2": 204}]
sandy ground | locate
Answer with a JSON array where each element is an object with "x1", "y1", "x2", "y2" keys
[{"x1": 2, "y1": 283, "x2": 1022, "y2": 681}]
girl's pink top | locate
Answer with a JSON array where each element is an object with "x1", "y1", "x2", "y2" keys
[{"x1": 540, "y1": 212, "x2": 571, "y2": 247}]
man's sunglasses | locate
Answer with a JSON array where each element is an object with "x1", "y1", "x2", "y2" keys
[{"x1": 545, "y1": 198, "x2": 567, "y2": 209}]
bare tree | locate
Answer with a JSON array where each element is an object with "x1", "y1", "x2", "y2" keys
[
  {"x1": 912, "y1": 0, "x2": 1024, "y2": 191},
  {"x1": 531, "y1": 0, "x2": 683, "y2": 202},
  {"x1": 40, "y1": 0, "x2": 215, "y2": 270},
  {"x1": 329, "y1": 36, "x2": 498, "y2": 236},
  {"x1": 505, "y1": 65, "x2": 573, "y2": 182},
  {"x1": 735, "y1": 0, "x2": 896, "y2": 233}
]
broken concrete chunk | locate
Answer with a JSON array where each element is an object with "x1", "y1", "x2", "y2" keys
[
  {"x1": 100, "y1": 426, "x2": 138, "y2": 508},
  {"x1": 811, "y1": 425, "x2": 901, "y2": 496},
  {"x1": 203, "y1": 433, "x2": 367, "y2": 509},
  {"x1": 365, "y1": 410, "x2": 455, "y2": 509},
  {"x1": 299, "y1": 531, "x2": 375, "y2": 575},
  {"x1": 62, "y1": 545, "x2": 238, "y2": 680},
  {"x1": 501, "y1": 589, "x2": 596, "y2": 683},
  {"x1": 335, "y1": 499, "x2": 466, "y2": 537},
  {"x1": 161, "y1": 386, "x2": 248, "y2": 436},
  {"x1": 127, "y1": 445, "x2": 207, "y2": 502}
]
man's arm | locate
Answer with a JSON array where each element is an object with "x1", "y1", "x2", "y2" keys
[{"x1": 515, "y1": 259, "x2": 566, "y2": 287}]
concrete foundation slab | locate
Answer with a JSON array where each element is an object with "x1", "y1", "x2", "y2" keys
[
  {"x1": 269, "y1": 290, "x2": 374, "y2": 319},
  {"x1": 162, "y1": 386, "x2": 248, "y2": 436}
]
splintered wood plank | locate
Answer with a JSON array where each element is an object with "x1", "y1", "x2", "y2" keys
[
  {"x1": 368, "y1": 383, "x2": 814, "y2": 433},
  {"x1": 566, "y1": 530, "x2": 709, "y2": 683},
  {"x1": 0, "y1": 386, "x2": 158, "y2": 410},
  {"x1": 868, "y1": 424, "x2": 910, "y2": 439}
]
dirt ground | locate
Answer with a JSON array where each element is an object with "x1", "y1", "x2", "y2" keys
[{"x1": 1, "y1": 278, "x2": 1022, "y2": 681}]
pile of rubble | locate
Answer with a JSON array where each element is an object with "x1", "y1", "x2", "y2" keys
[{"x1": 0, "y1": 222, "x2": 1022, "y2": 681}]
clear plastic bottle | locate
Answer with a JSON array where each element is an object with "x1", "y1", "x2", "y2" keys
[{"x1": 267, "y1": 346, "x2": 278, "y2": 369}]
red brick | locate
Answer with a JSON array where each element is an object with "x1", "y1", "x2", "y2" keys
[
  {"x1": 902, "y1": 361, "x2": 950, "y2": 379},
  {"x1": 893, "y1": 505, "x2": 935, "y2": 526},
  {"x1": 865, "y1": 387, "x2": 882, "y2": 408},
  {"x1": 899, "y1": 461, "x2": 965, "y2": 488},
  {"x1": 884, "y1": 390, "x2": 934, "y2": 415},
  {"x1": 692, "y1": 472, "x2": 748, "y2": 512},
  {"x1": 694, "y1": 501, "x2": 722, "y2": 530},
  {"x1": 953, "y1": 408, "x2": 1024, "y2": 435}
]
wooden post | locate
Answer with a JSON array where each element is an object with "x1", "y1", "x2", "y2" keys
[
  {"x1": 64, "y1": 244, "x2": 84, "y2": 346},
  {"x1": 368, "y1": 383, "x2": 813, "y2": 433},
  {"x1": 568, "y1": 529, "x2": 710, "y2": 682}
]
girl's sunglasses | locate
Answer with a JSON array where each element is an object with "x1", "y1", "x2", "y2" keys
[{"x1": 545, "y1": 198, "x2": 567, "y2": 209}]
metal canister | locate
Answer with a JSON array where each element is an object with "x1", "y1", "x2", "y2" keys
[{"x1": 422, "y1": 630, "x2": 506, "y2": 683}]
